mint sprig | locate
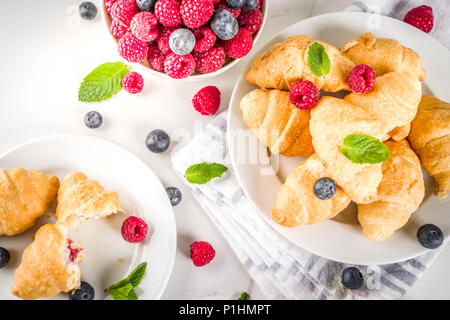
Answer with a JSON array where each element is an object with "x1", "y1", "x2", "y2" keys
[
  {"x1": 238, "y1": 292, "x2": 250, "y2": 300},
  {"x1": 79, "y1": 62, "x2": 131, "y2": 102},
  {"x1": 106, "y1": 262, "x2": 147, "y2": 300},
  {"x1": 340, "y1": 134, "x2": 390, "y2": 164},
  {"x1": 185, "y1": 162, "x2": 228, "y2": 184},
  {"x1": 307, "y1": 42, "x2": 331, "y2": 77}
]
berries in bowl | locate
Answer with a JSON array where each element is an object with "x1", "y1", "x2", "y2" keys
[{"x1": 100, "y1": 0, "x2": 267, "y2": 80}]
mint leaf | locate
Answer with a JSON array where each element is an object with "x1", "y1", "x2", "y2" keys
[
  {"x1": 79, "y1": 62, "x2": 131, "y2": 102},
  {"x1": 127, "y1": 289, "x2": 138, "y2": 300},
  {"x1": 106, "y1": 262, "x2": 148, "y2": 300},
  {"x1": 185, "y1": 162, "x2": 228, "y2": 184},
  {"x1": 307, "y1": 42, "x2": 331, "y2": 77},
  {"x1": 106, "y1": 281, "x2": 134, "y2": 300},
  {"x1": 128, "y1": 262, "x2": 147, "y2": 287},
  {"x1": 340, "y1": 134, "x2": 390, "y2": 164},
  {"x1": 238, "y1": 292, "x2": 250, "y2": 300}
]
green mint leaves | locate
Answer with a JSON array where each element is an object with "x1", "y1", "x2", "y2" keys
[
  {"x1": 106, "y1": 262, "x2": 147, "y2": 300},
  {"x1": 307, "y1": 42, "x2": 331, "y2": 77},
  {"x1": 79, "y1": 62, "x2": 131, "y2": 102},
  {"x1": 340, "y1": 134, "x2": 390, "y2": 164},
  {"x1": 185, "y1": 162, "x2": 228, "y2": 184},
  {"x1": 238, "y1": 292, "x2": 250, "y2": 300}
]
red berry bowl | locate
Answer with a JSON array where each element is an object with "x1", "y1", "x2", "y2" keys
[{"x1": 100, "y1": 0, "x2": 267, "y2": 81}]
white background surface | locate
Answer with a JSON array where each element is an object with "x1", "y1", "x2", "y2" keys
[{"x1": 0, "y1": 0, "x2": 448, "y2": 299}]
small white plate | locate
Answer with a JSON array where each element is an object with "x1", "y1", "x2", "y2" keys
[
  {"x1": 227, "y1": 12, "x2": 450, "y2": 265},
  {"x1": 0, "y1": 134, "x2": 176, "y2": 299}
]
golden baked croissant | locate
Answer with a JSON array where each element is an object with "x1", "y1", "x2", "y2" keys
[
  {"x1": 340, "y1": 32, "x2": 426, "y2": 81},
  {"x1": 56, "y1": 172, "x2": 123, "y2": 227},
  {"x1": 344, "y1": 72, "x2": 422, "y2": 141},
  {"x1": 408, "y1": 95, "x2": 450, "y2": 198},
  {"x1": 11, "y1": 223, "x2": 82, "y2": 300},
  {"x1": 0, "y1": 168, "x2": 59, "y2": 236},
  {"x1": 358, "y1": 140, "x2": 425, "y2": 241},
  {"x1": 245, "y1": 35, "x2": 355, "y2": 92},
  {"x1": 240, "y1": 88, "x2": 314, "y2": 157},
  {"x1": 272, "y1": 154, "x2": 351, "y2": 227}
]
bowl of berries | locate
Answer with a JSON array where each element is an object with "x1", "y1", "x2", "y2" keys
[{"x1": 100, "y1": 0, "x2": 267, "y2": 80}]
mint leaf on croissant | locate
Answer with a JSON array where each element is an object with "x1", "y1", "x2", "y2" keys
[
  {"x1": 307, "y1": 42, "x2": 331, "y2": 77},
  {"x1": 341, "y1": 134, "x2": 390, "y2": 164}
]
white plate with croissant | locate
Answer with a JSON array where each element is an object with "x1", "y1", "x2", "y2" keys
[
  {"x1": 0, "y1": 134, "x2": 176, "y2": 299},
  {"x1": 227, "y1": 12, "x2": 450, "y2": 265}
]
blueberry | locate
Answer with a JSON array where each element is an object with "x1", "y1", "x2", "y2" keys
[
  {"x1": 313, "y1": 177, "x2": 336, "y2": 200},
  {"x1": 136, "y1": 0, "x2": 157, "y2": 12},
  {"x1": 417, "y1": 224, "x2": 444, "y2": 249},
  {"x1": 69, "y1": 281, "x2": 95, "y2": 300},
  {"x1": 226, "y1": 0, "x2": 246, "y2": 10},
  {"x1": 341, "y1": 267, "x2": 364, "y2": 290},
  {"x1": 166, "y1": 187, "x2": 182, "y2": 206},
  {"x1": 146, "y1": 129, "x2": 170, "y2": 153},
  {"x1": 242, "y1": 0, "x2": 258, "y2": 11},
  {"x1": 84, "y1": 111, "x2": 103, "y2": 129},
  {"x1": 0, "y1": 247, "x2": 10, "y2": 268},
  {"x1": 79, "y1": 2, "x2": 97, "y2": 20},
  {"x1": 210, "y1": 8, "x2": 239, "y2": 41},
  {"x1": 169, "y1": 29, "x2": 196, "y2": 55}
]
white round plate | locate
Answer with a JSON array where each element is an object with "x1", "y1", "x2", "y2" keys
[
  {"x1": 227, "y1": 12, "x2": 450, "y2": 265},
  {"x1": 0, "y1": 134, "x2": 176, "y2": 299}
]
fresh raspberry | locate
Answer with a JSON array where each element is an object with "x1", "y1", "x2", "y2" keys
[
  {"x1": 121, "y1": 216, "x2": 148, "y2": 243},
  {"x1": 122, "y1": 71, "x2": 144, "y2": 93},
  {"x1": 111, "y1": 0, "x2": 139, "y2": 26},
  {"x1": 348, "y1": 64, "x2": 376, "y2": 93},
  {"x1": 190, "y1": 241, "x2": 215, "y2": 267},
  {"x1": 404, "y1": 5, "x2": 434, "y2": 33},
  {"x1": 222, "y1": 28, "x2": 253, "y2": 59},
  {"x1": 105, "y1": 0, "x2": 118, "y2": 14},
  {"x1": 110, "y1": 19, "x2": 129, "y2": 39},
  {"x1": 147, "y1": 43, "x2": 166, "y2": 71},
  {"x1": 257, "y1": 0, "x2": 262, "y2": 9},
  {"x1": 193, "y1": 26, "x2": 216, "y2": 52},
  {"x1": 154, "y1": 0, "x2": 182, "y2": 27},
  {"x1": 157, "y1": 27, "x2": 179, "y2": 54},
  {"x1": 180, "y1": 0, "x2": 214, "y2": 29},
  {"x1": 164, "y1": 53, "x2": 195, "y2": 79},
  {"x1": 192, "y1": 86, "x2": 221, "y2": 115},
  {"x1": 238, "y1": 9, "x2": 262, "y2": 34},
  {"x1": 193, "y1": 46, "x2": 225, "y2": 73},
  {"x1": 212, "y1": 0, "x2": 221, "y2": 3},
  {"x1": 130, "y1": 12, "x2": 160, "y2": 42},
  {"x1": 289, "y1": 80, "x2": 319, "y2": 110},
  {"x1": 118, "y1": 32, "x2": 148, "y2": 62},
  {"x1": 215, "y1": 1, "x2": 241, "y2": 18}
]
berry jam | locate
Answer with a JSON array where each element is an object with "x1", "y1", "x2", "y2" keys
[{"x1": 67, "y1": 239, "x2": 82, "y2": 263}]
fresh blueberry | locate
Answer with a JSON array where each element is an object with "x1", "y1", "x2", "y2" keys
[
  {"x1": 242, "y1": 0, "x2": 258, "y2": 11},
  {"x1": 79, "y1": 2, "x2": 97, "y2": 20},
  {"x1": 84, "y1": 111, "x2": 103, "y2": 129},
  {"x1": 0, "y1": 247, "x2": 10, "y2": 268},
  {"x1": 69, "y1": 281, "x2": 95, "y2": 300},
  {"x1": 145, "y1": 129, "x2": 170, "y2": 153},
  {"x1": 313, "y1": 177, "x2": 336, "y2": 200},
  {"x1": 341, "y1": 267, "x2": 364, "y2": 290},
  {"x1": 210, "y1": 8, "x2": 239, "y2": 41},
  {"x1": 166, "y1": 186, "x2": 182, "y2": 206},
  {"x1": 136, "y1": 0, "x2": 157, "y2": 12},
  {"x1": 417, "y1": 224, "x2": 444, "y2": 249},
  {"x1": 226, "y1": 0, "x2": 246, "y2": 10},
  {"x1": 169, "y1": 29, "x2": 196, "y2": 55}
]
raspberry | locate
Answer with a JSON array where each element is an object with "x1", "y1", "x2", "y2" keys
[
  {"x1": 154, "y1": 0, "x2": 182, "y2": 27},
  {"x1": 193, "y1": 46, "x2": 225, "y2": 74},
  {"x1": 348, "y1": 64, "x2": 376, "y2": 93},
  {"x1": 147, "y1": 43, "x2": 166, "y2": 71},
  {"x1": 111, "y1": 0, "x2": 139, "y2": 26},
  {"x1": 180, "y1": 0, "x2": 214, "y2": 29},
  {"x1": 215, "y1": 1, "x2": 241, "y2": 18},
  {"x1": 257, "y1": 0, "x2": 262, "y2": 9},
  {"x1": 105, "y1": 0, "x2": 118, "y2": 14},
  {"x1": 164, "y1": 53, "x2": 195, "y2": 79},
  {"x1": 404, "y1": 5, "x2": 434, "y2": 33},
  {"x1": 238, "y1": 8, "x2": 262, "y2": 34},
  {"x1": 130, "y1": 12, "x2": 160, "y2": 42},
  {"x1": 157, "y1": 27, "x2": 179, "y2": 54},
  {"x1": 118, "y1": 32, "x2": 147, "y2": 62},
  {"x1": 190, "y1": 241, "x2": 215, "y2": 267},
  {"x1": 222, "y1": 28, "x2": 253, "y2": 59},
  {"x1": 193, "y1": 26, "x2": 216, "y2": 52},
  {"x1": 110, "y1": 19, "x2": 129, "y2": 39},
  {"x1": 122, "y1": 71, "x2": 144, "y2": 93},
  {"x1": 289, "y1": 80, "x2": 319, "y2": 110},
  {"x1": 192, "y1": 86, "x2": 221, "y2": 115},
  {"x1": 121, "y1": 216, "x2": 148, "y2": 243}
]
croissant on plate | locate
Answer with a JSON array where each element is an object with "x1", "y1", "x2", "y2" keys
[
  {"x1": 0, "y1": 168, "x2": 59, "y2": 236},
  {"x1": 408, "y1": 95, "x2": 450, "y2": 198}
]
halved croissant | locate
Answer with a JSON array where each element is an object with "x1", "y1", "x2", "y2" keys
[
  {"x1": 408, "y1": 95, "x2": 450, "y2": 198},
  {"x1": 0, "y1": 168, "x2": 59, "y2": 236},
  {"x1": 245, "y1": 35, "x2": 354, "y2": 92}
]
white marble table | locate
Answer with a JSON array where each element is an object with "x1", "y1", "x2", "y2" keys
[{"x1": 0, "y1": 0, "x2": 448, "y2": 300}]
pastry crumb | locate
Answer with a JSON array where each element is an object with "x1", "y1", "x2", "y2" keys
[{"x1": 118, "y1": 258, "x2": 124, "y2": 263}]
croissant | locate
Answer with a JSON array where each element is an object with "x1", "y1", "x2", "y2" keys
[
  {"x1": 11, "y1": 223, "x2": 82, "y2": 300},
  {"x1": 240, "y1": 88, "x2": 314, "y2": 157},
  {"x1": 357, "y1": 140, "x2": 425, "y2": 241},
  {"x1": 0, "y1": 168, "x2": 59, "y2": 236},
  {"x1": 408, "y1": 95, "x2": 450, "y2": 198},
  {"x1": 341, "y1": 32, "x2": 426, "y2": 81},
  {"x1": 272, "y1": 154, "x2": 351, "y2": 227},
  {"x1": 245, "y1": 35, "x2": 355, "y2": 92}
]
